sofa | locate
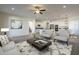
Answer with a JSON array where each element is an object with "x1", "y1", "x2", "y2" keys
[
  {"x1": 39, "y1": 29, "x2": 54, "y2": 39},
  {"x1": 54, "y1": 29, "x2": 70, "y2": 45}
]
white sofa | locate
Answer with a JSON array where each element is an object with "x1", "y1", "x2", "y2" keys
[
  {"x1": 40, "y1": 29, "x2": 53, "y2": 39},
  {"x1": 0, "y1": 35, "x2": 21, "y2": 55},
  {"x1": 54, "y1": 29, "x2": 70, "y2": 45}
]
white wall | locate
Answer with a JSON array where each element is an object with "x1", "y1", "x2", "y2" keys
[
  {"x1": 69, "y1": 17, "x2": 79, "y2": 35},
  {"x1": 35, "y1": 19, "x2": 68, "y2": 29},
  {"x1": 8, "y1": 16, "x2": 30, "y2": 37},
  {"x1": 0, "y1": 12, "x2": 35, "y2": 37},
  {"x1": 49, "y1": 19, "x2": 68, "y2": 27},
  {"x1": 35, "y1": 20, "x2": 48, "y2": 29}
]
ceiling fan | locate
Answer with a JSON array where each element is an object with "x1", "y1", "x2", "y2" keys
[{"x1": 31, "y1": 6, "x2": 46, "y2": 14}]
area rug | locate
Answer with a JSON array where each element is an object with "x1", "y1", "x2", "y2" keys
[{"x1": 16, "y1": 41, "x2": 72, "y2": 55}]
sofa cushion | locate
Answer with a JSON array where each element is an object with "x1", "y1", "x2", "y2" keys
[
  {"x1": 57, "y1": 29, "x2": 69, "y2": 38},
  {"x1": 40, "y1": 30, "x2": 53, "y2": 38},
  {"x1": 54, "y1": 36, "x2": 68, "y2": 42}
]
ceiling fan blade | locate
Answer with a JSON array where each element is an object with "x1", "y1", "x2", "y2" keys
[
  {"x1": 34, "y1": 12, "x2": 36, "y2": 14},
  {"x1": 40, "y1": 9, "x2": 46, "y2": 11},
  {"x1": 40, "y1": 12, "x2": 43, "y2": 14}
]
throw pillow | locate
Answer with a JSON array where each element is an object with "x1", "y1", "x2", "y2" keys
[{"x1": 0, "y1": 35, "x2": 9, "y2": 46}]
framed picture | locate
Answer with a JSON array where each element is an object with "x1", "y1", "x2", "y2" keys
[
  {"x1": 50, "y1": 24, "x2": 54, "y2": 29},
  {"x1": 55, "y1": 25, "x2": 58, "y2": 31},
  {"x1": 11, "y1": 20, "x2": 22, "y2": 29}
]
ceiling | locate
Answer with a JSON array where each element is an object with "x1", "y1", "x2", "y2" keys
[{"x1": 0, "y1": 4, "x2": 79, "y2": 20}]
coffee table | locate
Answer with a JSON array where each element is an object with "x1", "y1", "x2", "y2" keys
[{"x1": 27, "y1": 39, "x2": 51, "y2": 51}]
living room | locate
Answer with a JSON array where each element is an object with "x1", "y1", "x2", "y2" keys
[{"x1": 0, "y1": 4, "x2": 79, "y2": 55}]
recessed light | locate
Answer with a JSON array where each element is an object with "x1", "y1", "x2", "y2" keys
[
  {"x1": 11, "y1": 8, "x2": 15, "y2": 11},
  {"x1": 63, "y1": 5, "x2": 67, "y2": 8}
]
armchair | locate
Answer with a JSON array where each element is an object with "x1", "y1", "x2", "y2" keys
[{"x1": 54, "y1": 29, "x2": 70, "y2": 45}]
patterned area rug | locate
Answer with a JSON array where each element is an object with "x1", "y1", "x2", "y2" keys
[{"x1": 16, "y1": 41, "x2": 72, "y2": 55}]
